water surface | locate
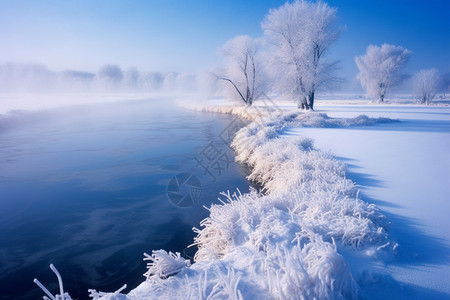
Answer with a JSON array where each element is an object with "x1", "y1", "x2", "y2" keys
[{"x1": 0, "y1": 97, "x2": 252, "y2": 299}]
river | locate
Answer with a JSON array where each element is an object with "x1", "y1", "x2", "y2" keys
[{"x1": 0, "y1": 97, "x2": 253, "y2": 299}]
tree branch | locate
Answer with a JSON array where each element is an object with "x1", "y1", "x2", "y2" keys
[{"x1": 217, "y1": 76, "x2": 248, "y2": 105}]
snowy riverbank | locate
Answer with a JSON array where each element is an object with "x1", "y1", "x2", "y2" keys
[
  {"x1": 33, "y1": 98, "x2": 449, "y2": 299},
  {"x1": 88, "y1": 101, "x2": 406, "y2": 299}
]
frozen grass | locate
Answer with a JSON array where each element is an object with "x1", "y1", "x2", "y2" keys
[
  {"x1": 230, "y1": 114, "x2": 391, "y2": 249},
  {"x1": 143, "y1": 250, "x2": 191, "y2": 280},
  {"x1": 177, "y1": 99, "x2": 287, "y2": 122}
]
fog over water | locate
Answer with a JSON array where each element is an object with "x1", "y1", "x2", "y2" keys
[{"x1": 0, "y1": 62, "x2": 199, "y2": 93}]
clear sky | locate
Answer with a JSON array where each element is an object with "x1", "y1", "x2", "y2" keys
[{"x1": 1, "y1": 0, "x2": 449, "y2": 85}]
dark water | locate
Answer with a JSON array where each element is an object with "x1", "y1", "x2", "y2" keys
[{"x1": 0, "y1": 97, "x2": 253, "y2": 299}]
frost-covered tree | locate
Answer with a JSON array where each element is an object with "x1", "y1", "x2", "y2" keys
[
  {"x1": 142, "y1": 72, "x2": 164, "y2": 91},
  {"x1": 0, "y1": 62, "x2": 57, "y2": 92},
  {"x1": 217, "y1": 35, "x2": 262, "y2": 106},
  {"x1": 97, "y1": 64, "x2": 124, "y2": 89},
  {"x1": 123, "y1": 67, "x2": 141, "y2": 90},
  {"x1": 57, "y1": 70, "x2": 95, "y2": 91},
  {"x1": 175, "y1": 73, "x2": 198, "y2": 92},
  {"x1": 262, "y1": 0, "x2": 342, "y2": 110},
  {"x1": 163, "y1": 72, "x2": 179, "y2": 91},
  {"x1": 414, "y1": 69, "x2": 439, "y2": 105},
  {"x1": 355, "y1": 44, "x2": 411, "y2": 102}
]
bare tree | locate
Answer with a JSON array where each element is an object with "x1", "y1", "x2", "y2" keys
[
  {"x1": 262, "y1": 0, "x2": 342, "y2": 110},
  {"x1": 217, "y1": 35, "x2": 262, "y2": 106},
  {"x1": 414, "y1": 69, "x2": 440, "y2": 105},
  {"x1": 355, "y1": 44, "x2": 411, "y2": 102}
]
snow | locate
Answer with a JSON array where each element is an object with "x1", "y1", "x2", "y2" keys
[{"x1": 284, "y1": 102, "x2": 450, "y2": 298}]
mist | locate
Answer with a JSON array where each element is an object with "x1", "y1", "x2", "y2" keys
[
  {"x1": 0, "y1": 62, "x2": 204, "y2": 115},
  {"x1": 0, "y1": 62, "x2": 199, "y2": 93}
]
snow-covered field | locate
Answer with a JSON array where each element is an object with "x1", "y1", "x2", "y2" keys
[
  {"x1": 31, "y1": 97, "x2": 450, "y2": 299},
  {"x1": 285, "y1": 102, "x2": 450, "y2": 298}
]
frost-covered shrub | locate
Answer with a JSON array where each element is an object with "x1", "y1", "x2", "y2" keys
[
  {"x1": 229, "y1": 113, "x2": 390, "y2": 248},
  {"x1": 143, "y1": 250, "x2": 190, "y2": 280},
  {"x1": 191, "y1": 190, "x2": 359, "y2": 299},
  {"x1": 414, "y1": 69, "x2": 440, "y2": 105}
]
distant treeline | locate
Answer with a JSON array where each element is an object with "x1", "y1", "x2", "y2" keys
[{"x1": 0, "y1": 63, "x2": 198, "y2": 93}]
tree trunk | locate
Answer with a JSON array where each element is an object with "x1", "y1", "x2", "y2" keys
[
  {"x1": 379, "y1": 83, "x2": 386, "y2": 103},
  {"x1": 308, "y1": 92, "x2": 315, "y2": 110},
  {"x1": 298, "y1": 97, "x2": 309, "y2": 110}
]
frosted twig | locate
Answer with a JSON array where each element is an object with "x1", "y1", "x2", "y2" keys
[
  {"x1": 33, "y1": 278, "x2": 56, "y2": 300},
  {"x1": 50, "y1": 264, "x2": 64, "y2": 299}
]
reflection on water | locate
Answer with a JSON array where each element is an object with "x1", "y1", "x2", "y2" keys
[{"x1": 0, "y1": 97, "x2": 253, "y2": 299}]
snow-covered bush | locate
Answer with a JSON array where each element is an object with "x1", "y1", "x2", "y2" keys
[
  {"x1": 230, "y1": 118, "x2": 389, "y2": 247},
  {"x1": 414, "y1": 69, "x2": 440, "y2": 104},
  {"x1": 143, "y1": 250, "x2": 191, "y2": 280},
  {"x1": 190, "y1": 190, "x2": 359, "y2": 299}
]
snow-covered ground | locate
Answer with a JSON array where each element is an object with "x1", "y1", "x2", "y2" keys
[{"x1": 284, "y1": 102, "x2": 450, "y2": 298}]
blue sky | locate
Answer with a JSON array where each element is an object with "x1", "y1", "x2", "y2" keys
[{"x1": 1, "y1": 0, "x2": 449, "y2": 85}]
